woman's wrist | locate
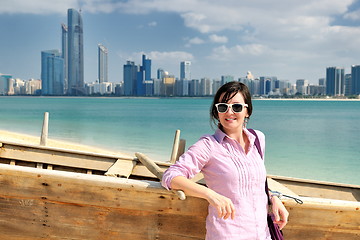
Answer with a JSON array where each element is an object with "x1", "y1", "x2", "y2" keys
[{"x1": 270, "y1": 191, "x2": 282, "y2": 200}]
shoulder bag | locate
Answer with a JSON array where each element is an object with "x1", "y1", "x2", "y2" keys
[{"x1": 248, "y1": 128, "x2": 284, "y2": 240}]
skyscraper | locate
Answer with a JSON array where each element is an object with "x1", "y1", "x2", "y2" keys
[
  {"x1": 41, "y1": 50, "x2": 64, "y2": 95},
  {"x1": 67, "y1": 8, "x2": 84, "y2": 95},
  {"x1": 0, "y1": 74, "x2": 12, "y2": 95},
  {"x1": 157, "y1": 68, "x2": 165, "y2": 80},
  {"x1": 142, "y1": 54, "x2": 151, "y2": 82},
  {"x1": 326, "y1": 67, "x2": 344, "y2": 96},
  {"x1": 351, "y1": 65, "x2": 360, "y2": 95},
  {"x1": 296, "y1": 79, "x2": 309, "y2": 95},
  {"x1": 345, "y1": 74, "x2": 352, "y2": 96},
  {"x1": 123, "y1": 61, "x2": 138, "y2": 96},
  {"x1": 180, "y1": 61, "x2": 191, "y2": 80},
  {"x1": 98, "y1": 44, "x2": 108, "y2": 83},
  {"x1": 135, "y1": 54, "x2": 151, "y2": 96},
  {"x1": 61, "y1": 23, "x2": 68, "y2": 93}
]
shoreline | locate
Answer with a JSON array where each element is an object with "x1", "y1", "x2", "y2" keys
[
  {"x1": 253, "y1": 97, "x2": 360, "y2": 101},
  {"x1": 1, "y1": 95, "x2": 359, "y2": 101},
  {"x1": 0, "y1": 129, "x2": 134, "y2": 158}
]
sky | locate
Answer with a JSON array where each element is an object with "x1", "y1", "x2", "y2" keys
[{"x1": 1, "y1": 0, "x2": 360, "y2": 84}]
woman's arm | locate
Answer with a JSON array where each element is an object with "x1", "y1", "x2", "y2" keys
[
  {"x1": 171, "y1": 176, "x2": 236, "y2": 220},
  {"x1": 271, "y1": 195, "x2": 289, "y2": 230}
]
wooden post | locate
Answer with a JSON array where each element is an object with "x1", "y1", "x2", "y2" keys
[
  {"x1": 170, "y1": 129, "x2": 181, "y2": 164},
  {"x1": 40, "y1": 112, "x2": 49, "y2": 146},
  {"x1": 135, "y1": 152, "x2": 186, "y2": 200},
  {"x1": 176, "y1": 139, "x2": 186, "y2": 161}
]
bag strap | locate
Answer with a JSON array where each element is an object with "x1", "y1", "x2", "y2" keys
[{"x1": 247, "y1": 128, "x2": 271, "y2": 205}]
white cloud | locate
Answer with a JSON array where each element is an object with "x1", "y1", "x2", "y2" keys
[
  {"x1": 209, "y1": 44, "x2": 269, "y2": 61},
  {"x1": 181, "y1": 12, "x2": 211, "y2": 33},
  {"x1": 146, "y1": 51, "x2": 194, "y2": 62},
  {"x1": 209, "y1": 34, "x2": 228, "y2": 43},
  {"x1": 188, "y1": 37, "x2": 205, "y2": 45},
  {"x1": 0, "y1": 0, "x2": 78, "y2": 14},
  {"x1": 148, "y1": 21, "x2": 157, "y2": 27},
  {"x1": 344, "y1": 9, "x2": 360, "y2": 20}
]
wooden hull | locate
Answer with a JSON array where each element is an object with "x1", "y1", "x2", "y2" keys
[
  {"x1": 0, "y1": 164, "x2": 207, "y2": 240},
  {"x1": 0, "y1": 139, "x2": 360, "y2": 239}
]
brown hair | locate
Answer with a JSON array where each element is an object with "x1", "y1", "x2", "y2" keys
[{"x1": 210, "y1": 81, "x2": 253, "y2": 129}]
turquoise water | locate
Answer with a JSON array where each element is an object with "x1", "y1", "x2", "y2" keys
[{"x1": 0, "y1": 96, "x2": 359, "y2": 185}]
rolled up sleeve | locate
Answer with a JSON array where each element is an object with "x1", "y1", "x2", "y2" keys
[{"x1": 161, "y1": 135, "x2": 212, "y2": 190}]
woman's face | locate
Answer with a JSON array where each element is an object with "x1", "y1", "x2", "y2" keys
[{"x1": 217, "y1": 92, "x2": 249, "y2": 134}]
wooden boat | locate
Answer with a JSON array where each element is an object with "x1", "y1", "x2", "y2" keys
[{"x1": 0, "y1": 133, "x2": 359, "y2": 240}]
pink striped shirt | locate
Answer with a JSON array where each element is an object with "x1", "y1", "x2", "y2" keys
[{"x1": 162, "y1": 128, "x2": 271, "y2": 240}]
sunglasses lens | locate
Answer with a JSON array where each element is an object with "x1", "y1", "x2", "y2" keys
[
  {"x1": 232, "y1": 104, "x2": 243, "y2": 112},
  {"x1": 217, "y1": 104, "x2": 228, "y2": 113}
]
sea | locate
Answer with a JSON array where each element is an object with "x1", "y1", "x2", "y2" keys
[{"x1": 0, "y1": 96, "x2": 359, "y2": 185}]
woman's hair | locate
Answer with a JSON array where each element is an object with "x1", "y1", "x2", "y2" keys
[{"x1": 210, "y1": 81, "x2": 253, "y2": 129}]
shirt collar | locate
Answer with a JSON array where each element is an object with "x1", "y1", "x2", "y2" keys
[
  {"x1": 214, "y1": 129, "x2": 227, "y2": 143},
  {"x1": 214, "y1": 128, "x2": 256, "y2": 146}
]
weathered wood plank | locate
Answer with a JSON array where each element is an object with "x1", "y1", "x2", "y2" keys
[
  {"x1": 0, "y1": 164, "x2": 208, "y2": 239},
  {"x1": 105, "y1": 159, "x2": 137, "y2": 178},
  {"x1": 0, "y1": 144, "x2": 116, "y2": 171},
  {"x1": 282, "y1": 197, "x2": 360, "y2": 240},
  {"x1": 0, "y1": 164, "x2": 208, "y2": 216},
  {"x1": 0, "y1": 196, "x2": 206, "y2": 240},
  {"x1": 267, "y1": 178, "x2": 298, "y2": 196},
  {"x1": 269, "y1": 175, "x2": 360, "y2": 202}
]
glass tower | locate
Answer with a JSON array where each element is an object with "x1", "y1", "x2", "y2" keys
[
  {"x1": 67, "y1": 8, "x2": 84, "y2": 95},
  {"x1": 61, "y1": 23, "x2": 68, "y2": 93},
  {"x1": 351, "y1": 65, "x2": 360, "y2": 95},
  {"x1": 123, "y1": 61, "x2": 138, "y2": 96},
  {"x1": 0, "y1": 74, "x2": 12, "y2": 95},
  {"x1": 98, "y1": 44, "x2": 108, "y2": 83},
  {"x1": 180, "y1": 61, "x2": 191, "y2": 80},
  {"x1": 326, "y1": 67, "x2": 344, "y2": 96},
  {"x1": 41, "y1": 50, "x2": 64, "y2": 95}
]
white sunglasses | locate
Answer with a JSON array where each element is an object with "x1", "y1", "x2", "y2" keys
[{"x1": 215, "y1": 103, "x2": 248, "y2": 113}]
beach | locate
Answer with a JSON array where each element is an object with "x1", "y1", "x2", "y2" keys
[{"x1": 0, "y1": 129, "x2": 133, "y2": 158}]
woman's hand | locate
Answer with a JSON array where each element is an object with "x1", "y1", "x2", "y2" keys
[
  {"x1": 271, "y1": 196, "x2": 289, "y2": 230},
  {"x1": 205, "y1": 189, "x2": 236, "y2": 220},
  {"x1": 169, "y1": 176, "x2": 235, "y2": 220}
]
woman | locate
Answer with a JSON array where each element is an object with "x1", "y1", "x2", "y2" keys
[{"x1": 161, "y1": 81, "x2": 288, "y2": 240}]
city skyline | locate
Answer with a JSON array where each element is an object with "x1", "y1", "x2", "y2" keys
[{"x1": 1, "y1": 0, "x2": 360, "y2": 84}]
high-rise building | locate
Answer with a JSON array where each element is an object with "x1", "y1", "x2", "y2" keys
[
  {"x1": 123, "y1": 61, "x2": 138, "y2": 96},
  {"x1": 41, "y1": 50, "x2": 64, "y2": 95},
  {"x1": 351, "y1": 65, "x2": 360, "y2": 95},
  {"x1": 162, "y1": 74, "x2": 175, "y2": 96},
  {"x1": 221, "y1": 75, "x2": 234, "y2": 85},
  {"x1": 67, "y1": 8, "x2": 84, "y2": 95},
  {"x1": 136, "y1": 54, "x2": 151, "y2": 96},
  {"x1": 98, "y1": 44, "x2": 108, "y2": 83},
  {"x1": 175, "y1": 79, "x2": 189, "y2": 96},
  {"x1": 142, "y1": 54, "x2": 151, "y2": 82},
  {"x1": 61, "y1": 23, "x2": 68, "y2": 93},
  {"x1": 0, "y1": 74, "x2": 12, "y2": 95},
  {"x1": 326, "y1": 67, "x2": 344, "y2": 96},
  {"x1": 345, "y1": 74, "x2": 352, "y2": 96},
  {"x1": 259, "y1": 77, "x2": 271, "y2": 95},
  {"x1": 189, "y1": 79, "x2": 200, "y2": 96},
  {"x1": 180, "y1": 61, "x2": 191, "y2": 80},
  {"x1": 212, "y1": 79, "x2": 222, "y2": 95},
  {"x1": 296, "y1": 79, "x2": 309, "y2": 95},
  {"x1": 200, "y1": 78, "x2": 212, "y2": 96},
  {"x1": 25, "y1": 79, "x2": 42, "y2": 95},
  {"x1": 157, "y1": 68, "x2": 165, "y2": 80}
]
